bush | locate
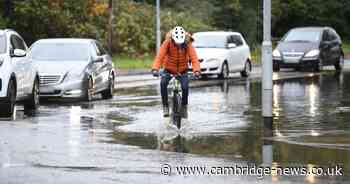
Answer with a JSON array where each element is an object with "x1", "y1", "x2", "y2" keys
[{"x1": 114, "y1": 0, "x2": 212, "y2": 57}]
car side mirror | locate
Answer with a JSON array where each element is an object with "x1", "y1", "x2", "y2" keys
[
  {"x1": 320, "y1": 41, "x2": 331, "y2": 49},
  {"x1": 227, "y1": 43, "x2": 237, "y2": 49},
  {"x1": 11, "y1": 49, "x2": 26, "y2": 57},
  {"x1": 93, "y1": 56, "x2": 104, "y2": 63}
]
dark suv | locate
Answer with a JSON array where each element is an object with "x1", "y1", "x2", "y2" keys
[{"x1": 273, "y1": 27, "x2": 344, "y2": 72}]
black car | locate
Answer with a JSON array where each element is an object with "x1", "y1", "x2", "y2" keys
[{"x1": 273, "y1": 27, "x2": 344, "y2": 72}]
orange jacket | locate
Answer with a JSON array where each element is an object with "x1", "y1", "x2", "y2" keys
[{"x1": 152, "y1": 33, "x2": 200, "y2": 74}]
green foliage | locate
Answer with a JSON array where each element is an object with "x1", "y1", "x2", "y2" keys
[
  {"x1": 272, "y1": 0, "x2": 350, "y2": 41},
  {"x1": 1, "y1": 0, "x2": 350, "y2": 57},
  {"x1": 10, "y1": 0, "x2": 108, "y2": 45},
  {"x1": 0, "y1": 17, "x2": 8, "y2": 29},
  {"x1": 115, "y1": 0, "x2": 212, "y2": 56}
]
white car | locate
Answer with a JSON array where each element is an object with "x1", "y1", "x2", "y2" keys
[
  {"x1": 0, "y1": 29, "x2": 39, "y2": 118},
  {"x1": 191, "y1": 31, "x2": 252, "y2": 79}
]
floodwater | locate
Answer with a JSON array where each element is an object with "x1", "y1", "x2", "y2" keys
[{"x1": 1, "y1": 71, "x2": 350, "y2": 183}]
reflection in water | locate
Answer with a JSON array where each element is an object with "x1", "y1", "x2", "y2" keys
[
  {"x1": 158, "y1": 135, "x2": 188, "y2": 153},
  {"x1": 273, "y1": 84, "x2": 280, "y2": 119},
  {"x1": 69, "y1": 106, "x2": 81, "y2": 157},
  {"x1": 307, "y1": 83, "x2": 318, "y2": 117},
  {"x1": 109, "y1": 72, "x2": 350, "y2": 182},
  {"x1": 306, "y1": 164, "x2": 316, "y2": 184}
]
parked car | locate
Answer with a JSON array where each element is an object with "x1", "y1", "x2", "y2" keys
[
  {"x1": 28, "y1": 39, "x2": 115, "y2": 101},
  {"x1": 0, "y1": 29, "x2": 40, "y2": 118},
  {"x1": 273, "y1": 27, "x2": 344, "y2": 72},
  {"x1": 190, "y1": 31, "x2": 252, "y2": 79}
]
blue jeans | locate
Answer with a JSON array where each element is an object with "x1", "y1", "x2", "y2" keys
[{"x1": 160, "y1": 70, "x2": 189, "y2": 106}]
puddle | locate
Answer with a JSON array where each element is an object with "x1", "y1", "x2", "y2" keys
[{"x1": 109, "y1": 72, "x2": 350, "y2": 175}]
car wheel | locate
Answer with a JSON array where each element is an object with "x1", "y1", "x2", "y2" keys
[
  {"x1": 335, "y1": 54, "x2": 344, "y2": 71},
  {"x1": 218, "y1": 62, "x2": 229, "y2": 79},
  {"x1": 101, "y1": 74, "x2": 114, "y2": 99},
  {"x1": 240, "y1": 60, "x2": 251, "y2": 77},
  {"x1": 24, "y1": 78, "x2": 40, "y2": 112},
  {"x1": 294, "y1": 66, "x2": 302, "y2": 71},
  {"x1": 313, "y1": 60, "x2": 322, "y2": 72},
  {"x1": 273, "y1": 63, "x2": 280, "y2": 72},
  {"x1": 83, "y1": 77, "x2": 93, "y2": 101},
  {"x1": 0, "y1": 80, "x2": 16, "y2": 118}
]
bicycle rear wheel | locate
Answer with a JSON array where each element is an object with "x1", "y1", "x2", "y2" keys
[{"x1": 172, "y1": 93, "x2": 182, "y2": 129}]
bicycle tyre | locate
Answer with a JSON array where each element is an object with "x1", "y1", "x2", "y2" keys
[{"x1": 172, "y1": 92, "x2": 182, "y2": 129}]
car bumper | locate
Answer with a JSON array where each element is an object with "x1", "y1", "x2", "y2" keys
[
  {"x1": 273, "y1": 58, "x2": 319, "y2": 68},
  {"x1": 0, "y1": 96, "x2": 8, "y2": 103},
  {"x1": 0, "y1": 75, "x2": 9, "y2": 98},
  {"x1": 39, "y1": 80, "x2": 85, "y2": 98},
  {"x1": 188, "y1": 61, "x2": 221, "y2": 75}
]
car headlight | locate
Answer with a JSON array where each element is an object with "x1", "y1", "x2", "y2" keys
[
  {"x1": 272, "y1": 49, "x2": 281, "y2": 57},
  {"x1": 0, "y1": 58, "x2": 4, "y2": 67},
  {"x1": 206, "y1": 58, "x2": 220, "y2": 63},
  {"x1": 65, "y1": 71, "x2": 85, "y2": 82},
  {"x1": 304, "y1": 49, "x2": 320, "y2": 58}
]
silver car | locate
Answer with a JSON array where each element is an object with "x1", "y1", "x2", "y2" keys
[{"x1": 28, "y1": 39, "x2": 115, "y2": 101}]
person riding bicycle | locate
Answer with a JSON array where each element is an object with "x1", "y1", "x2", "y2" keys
[{"x1": 151, "y1": 26, "x2": 201, "y2": 118}]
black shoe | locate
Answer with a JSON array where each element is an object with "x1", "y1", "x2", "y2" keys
[
  {"x1": 181, "y1": 105, "x2": 188, "y2": 119},
  {"x1": 163, "y1": 105, "x2": 169, "y2": 117}
]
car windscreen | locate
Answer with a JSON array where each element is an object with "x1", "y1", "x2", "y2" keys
[
  {"x1": 30, "y1": 42, "x2": 90, "y2": 61},
  {"x1": 282, "y1": 29, "x2": 321, "y2": 42},
  {"x1": 0, "y1": 35, "x2": 6, "y2": 54},
  {"x1": 193, "y1": 35, "x2": 227, "y2": 48}
]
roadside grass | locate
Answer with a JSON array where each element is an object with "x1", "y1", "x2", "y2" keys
[
  {"x1": 343, "y1": 42, "x2": 350, "y2": 55},
  {"x1": 251, "y1": 46, "x2": 261, "y2": 65},
  {"x1": 113, "y1": 55, "x2": 153, "y2": 70}
]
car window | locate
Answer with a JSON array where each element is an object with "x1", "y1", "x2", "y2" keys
[
  {"x1": 322, "y1": 30, "x2": 333, "y2": 41},
  {"x1": 30, "y1": 42, "x2": 90, "y2": 61},
  {"x1": 192, "y1": 35, "x2": 227, "y2": 48},
  {"x1": 10, "y1": 35, "x2": 26, "y2": 50},
  {"x1": 0, "y1": 35, "x2": 6, "y2": 54},
  {"x1": 231, "y1": 35, "x2": 243, "y2": 46},
  {"x1": 227, "y1": 36, "x2": 234, "y2": 44},
  {"x1": 330, "y1": 29, "x2": 341, "y2": 43},
  {"x1": 95, "y1": 41, "x2": 107, "y2": 56},
  {"x1": 283, "y1": 29, "x2": 321, "y2": 42}
]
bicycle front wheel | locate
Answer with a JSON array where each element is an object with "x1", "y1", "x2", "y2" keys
[{"x1": 172, "y1": 93, "x2": 182, "y2": 129}]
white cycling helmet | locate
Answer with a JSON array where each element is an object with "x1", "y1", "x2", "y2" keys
[{"x1": 171, "y1": 26, "x2": 186, "y2": 44}]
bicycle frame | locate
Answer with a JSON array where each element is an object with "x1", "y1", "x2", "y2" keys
[
  {"x1": 169, "y1": 76, "x2": 182, "y2": 95},
  {"x1": 168, "y1": 75, "x2": 183, "y2": 129}
]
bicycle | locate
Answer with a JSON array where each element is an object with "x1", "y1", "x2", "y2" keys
[
  {"x1": 168, "y1": 74, "x2": 183, "y2": 129},
  {"x1": 153, "y1": 70, "x2": 200, "y2": 129}
]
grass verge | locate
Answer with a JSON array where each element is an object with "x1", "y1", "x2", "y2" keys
[
  {"x1": 343, "y1": 42, "x2": 350, "y2": 55},
  {"x1": 113, "y1": 55, "x2": 153, "y2": 70}
]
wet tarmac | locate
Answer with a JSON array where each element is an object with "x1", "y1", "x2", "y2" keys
[{"x1": 1, "y1": 69, "x2": 350, "y2": 183}]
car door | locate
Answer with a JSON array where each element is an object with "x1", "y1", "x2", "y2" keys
[
  {"x1": 320, "y1": 29, "x2": 334, "y2": 65},
  {"x1": 226, "y1": 35, "x2": 240, "y2": 72},
  {"x1": 232, "y1": 34, "x2": 246, "y2": 70},
  {"x1": 93, "y1": 41, "x2": 111, "y2": 92},
  {"x1": 10, "y1": 34, "x2": 29, "y2": 97},
  {"x1": 329, "y1": 29, "x2": 342, "y2": 64}
]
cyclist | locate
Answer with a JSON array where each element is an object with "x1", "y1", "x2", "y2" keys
[{"x1": 151, "y1": 26, "x2": 201, "y2": 119}]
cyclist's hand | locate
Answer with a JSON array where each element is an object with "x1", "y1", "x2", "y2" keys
[{"x1": 152, "y1": 69, "x2": 159, "y2": 77}]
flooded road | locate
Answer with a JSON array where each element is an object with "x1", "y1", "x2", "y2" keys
[{"x1": 1, "y1": 70, "x2": 350, "y2": 183}]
